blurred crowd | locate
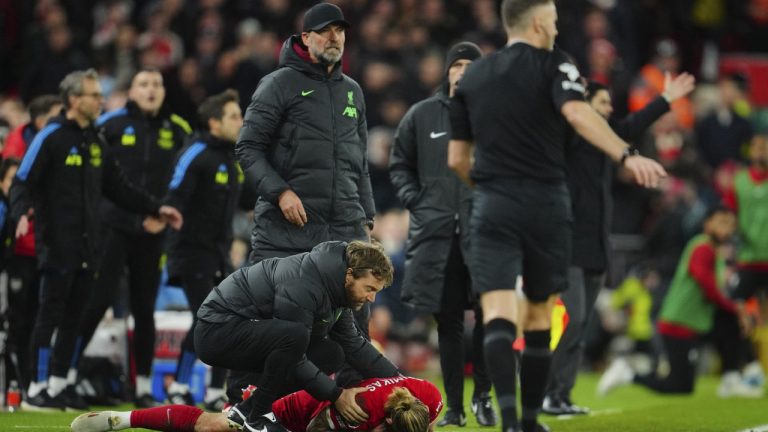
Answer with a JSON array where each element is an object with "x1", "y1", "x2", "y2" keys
[{"x1": 1, "y1": 0, "x2": 768, "y2": 396}]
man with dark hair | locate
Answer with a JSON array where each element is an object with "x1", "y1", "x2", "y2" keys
[
  {"x1": 390, "y1": 41, "x2": 495, "y2": 427},
  {"x1": 544, "y1": 73, "x2": 695, "y2": 415},
  {"x1": 162, "y1": 89, "x2": 243, "y2": 410},
  {"x1": 196, "y1": 240, "x2": 398, "y2": 432},
  {"x1": 0, "y1": 94, "x2": 62, "y2": 391},
  {"x1": 10, "y1": 69, "x2": 182, "y2": 411},
  {"x1": 447, "y1": 1, "x2": 666, "y2": 431},
  {"x1": 234, "y1": 1, "x2": 375, "y2": 402},
  {"x1": 74, "y1": 68, "x2": 191, "y2": 408}
]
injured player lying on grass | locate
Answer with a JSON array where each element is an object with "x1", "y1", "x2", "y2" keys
[{"x1": 71, "y1": 375, "x2": 443, "y2": 432}]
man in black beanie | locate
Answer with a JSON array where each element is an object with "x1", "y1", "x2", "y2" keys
[{"x1": 390, "y1": 41, "x2": 497, "y2": 428}]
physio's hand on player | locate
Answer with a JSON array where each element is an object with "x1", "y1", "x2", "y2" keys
[
  {"x1": 279, "y1": 189, "x2": 307, "y2": 227},
  {"x1": 142, "y1": 216, "x2": 167, "y2": 234},
  {"x1": 663, "y1": 72, "x2": 696, "y2": 102},
  {"x1": 159, "y1": 205, "x2": 183, "y2": 230},
  {"x1": 334, "y1": 387, "x2": 369, "y2": 425},
  {"x1": 624, "y1": 155, "x2": 667, "y2": 188}
]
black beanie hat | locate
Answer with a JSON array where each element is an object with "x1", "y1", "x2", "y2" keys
[{"x1": 445, "y1": 42, "x2": 482, "y2": 73}]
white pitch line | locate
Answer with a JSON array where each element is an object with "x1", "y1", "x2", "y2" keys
[
  {"x1": 13, "y1": 426, "x2": 67, "y2": 429},
  {"x1": 737, "y1": 425, "x2": 768, "y2": 432}
]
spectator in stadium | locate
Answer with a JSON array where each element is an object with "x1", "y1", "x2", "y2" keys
[
  {"x1": 628, "y1": 39, "x2": 695, "y2": 130},
  {"x1": 544, "y1": 74, "x2": 695, "y2": 416},
  {"x1": 192, "y1": 240, "x2": 398, "y2": 432},
  {"x1": 74, "y1": 68, "x2": 191, "y2": 409},
  {"x1": 0, "y1": 95, "x2": 62, "y2": 390},
  {"x1": 597, "y1": 206, "x2": 760, "y2": 397},
  {"x1": 2, "y1": 95, "x2": 62, "y2": 160},
  {"x1": 389, "y1": 41, "x2": 496, "y2": 427},
  {"x1": 71, "y1": 375, "x2": 442, "y2": 432},
  {"x1": 447, "y1": 1, "x2": 666, "y2": 430},
  {"x1": 162, "y1": 89, "x2": 243, "y2": 411},
  {"x1": 234, "y1": 2, "x2": 375, "y2": 399},
  {"x1": 695, "y1": 72, "x2": 753, "y2": 170},
  {"x1": 9, "y1": 69, "x2": 182, "y2": 411}
]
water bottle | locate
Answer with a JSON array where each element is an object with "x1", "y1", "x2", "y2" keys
[{"x1": 6, "y1": 380, "x2": 20, "y2": 412}]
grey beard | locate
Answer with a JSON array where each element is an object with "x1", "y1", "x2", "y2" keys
[{"x1": 318, "y1": 49, "x2": 342, "y2": 65}]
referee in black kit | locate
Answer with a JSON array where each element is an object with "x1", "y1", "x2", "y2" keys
[{"x1": 447, "y1": 1, "x2": 666, "y2": 432}]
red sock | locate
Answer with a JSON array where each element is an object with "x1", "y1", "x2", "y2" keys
[{"x1": 130, "y1": 405, "x2": 204, "y2": 432}]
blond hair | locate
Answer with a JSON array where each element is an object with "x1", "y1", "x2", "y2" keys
[{"x1": 384, "y1": 387, "x2": 429, "y2": 432}]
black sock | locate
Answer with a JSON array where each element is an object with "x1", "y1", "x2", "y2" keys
[
  {"x1": 483, "y1": 318, "x2": 518, "y2": 430},
  {"x1": 521, "y1": 330, "x2": 551, "y2": 432}
]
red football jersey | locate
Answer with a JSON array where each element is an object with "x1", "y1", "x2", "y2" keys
[{"x1": 272, "y1": 376, "x2": 443, "y2": 432}]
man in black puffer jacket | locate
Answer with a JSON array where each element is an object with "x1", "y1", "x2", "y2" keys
[
  {"x1": 234, "y1": 2, "x2": 375, "y2": 401},
  {"x1": 389, "y1": 41, "x2": 496, "y2": 428},
  {"x1": 195, "y1": 240, "x2": 398, "y2": 432},
  {"x1": 236, "y1": 2, "x2": 374, "y2": 260}
]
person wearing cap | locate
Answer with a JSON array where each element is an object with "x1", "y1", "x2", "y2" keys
[
  {"x1": 389, "y1": 41, "x2": 497, "y2": 428},
  {"x1": 236, "y1": 1, "x2": 373, "y2": 264},
  {"x1": 232, "y1": 0, "x2": 381, "y2": 408}
]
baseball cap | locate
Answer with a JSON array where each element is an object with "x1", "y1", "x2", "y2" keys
[
  {"x1": 445, "y1": 41, "x2": 482, "y2": 73},
  {"x1": 303, "y1": 3, "x2": 350, "y2": 33}
]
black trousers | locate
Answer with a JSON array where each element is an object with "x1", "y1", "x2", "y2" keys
[
  {"x1": 196, "y1": 318, "x2": 344, "y2": 415},
  {"x1": 77, "y1": 229, "x2": 163, "y2": 376},
  {"x1": 176, "y1": 269, "x2": 227, "y2": 389},
  {"x1": 711, "y1": 309, "x2": 755, "y2": 372},
  {"x1": 6, "y1": 255, "x2": 40, "y2": 388},
  {"x1": 634, "y1": 335, "x2": 697, "y2": 394},
  {"x1": 30, "y1": 267, "x2": 93, "y2": 382},
  {"x1": 435, "y1": 236, "x2": 490, "y2": 412},
  {"x1": 546, "y1": 267, "x2": 603, "y2": 400}
]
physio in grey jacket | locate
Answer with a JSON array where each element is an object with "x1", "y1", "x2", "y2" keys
[
  {"x1": 195, "y1": 241, "x2": 398, "y2": 428},
  {"x1": 236, "y1": 3, "x2": 374, "y2": 264},
  {"x1": 389, "y1": 42, "x2": 496, "y2": 427}
]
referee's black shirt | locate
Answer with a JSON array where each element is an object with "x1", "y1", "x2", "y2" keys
[{"x1": 449, "y1": 42, "x2": 586, "y2": 184}]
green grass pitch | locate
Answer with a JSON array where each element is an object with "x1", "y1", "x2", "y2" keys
[{"x1": 0, "y1": 373, "x2": 765, "y2": 431}]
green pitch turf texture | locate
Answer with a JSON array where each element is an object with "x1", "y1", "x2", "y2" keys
[{"x1": 1, "y1": 373, "x2": 765, "y2": 431}]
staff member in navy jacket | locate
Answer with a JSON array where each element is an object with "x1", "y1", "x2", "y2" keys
[
  {"x1": 10, "y1": 69, "x2": 182, "y2": 411},
  {"x1": 162, "y1": 89, "x2": 243, "y2": 410}
]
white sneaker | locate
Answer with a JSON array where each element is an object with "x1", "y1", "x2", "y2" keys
[
  {"x1": 743, "y1": 361, "x2": 766, "y2": 389},
  {"x1": 718, "y1": 371, "x2": 764, "y2": 398},
  {"x1": 70, "y1": 411, "x2": 124, "y2": 432},
  {"x1": 597, "y1": 357, "x2": 634, "y2": 396}
]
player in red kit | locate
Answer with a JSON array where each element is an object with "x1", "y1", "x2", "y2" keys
[{"x1": 70, "y1": 376, "x2": 442, "y2": 432}]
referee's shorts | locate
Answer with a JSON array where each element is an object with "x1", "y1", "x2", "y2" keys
[{"x1": 470, "y1": 178, "x2": 571, "y2": 303}]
